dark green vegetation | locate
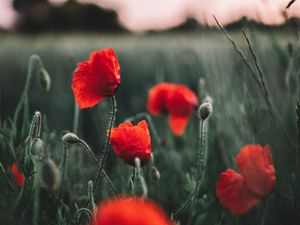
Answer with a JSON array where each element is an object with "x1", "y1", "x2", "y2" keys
[{"x1": 0, "y1": 28, "x2": 300, "y2": 225}]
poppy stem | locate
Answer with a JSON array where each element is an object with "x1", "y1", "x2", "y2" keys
[
  {"x1": 73, "y1": 104, "x2": 80, "y2": 134},
  {"x1": 13, "y1": 55, "x2": 45, "y2": 132},
  {"x1": 75, "y1": 208, "x2": 93, "y2": 225},
  {"x1": 78, "y1": 139, "x2": 117, "y2": 195},
  {"x1": 187, "y1": 103, "x2": 212, "y2": 225},
  {"x1": 59, "y1": 143, "x2": 69, "y2": 203},
  {"x1": 132, "y1": 157, "x2": 148, "y2": 197},
  {"x1": 87, "y1": 181, "x2": 96, "y2": 214},
  {"x1": 32, "y1": 156, "x2": 42, "y2": 225},
  {"x1": 93, "y1": 95, "x2": 117, "y2": 194}
]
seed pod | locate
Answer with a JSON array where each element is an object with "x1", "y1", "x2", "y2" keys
[
  {"x1": 151, "y1": 166, "x2": 160, "y2": 181},
  {"x1": 40, "y1": 158, "x2": 61, "y2": 190},
  {"x1": 198, "y1": 102, "x2": 213, "y2": 121},
  {"x1": 39, "y1": 68, "x2": 51, "y2": 91},
  {"x1": 62, "y1": 132, "x2": 80, "y2": 144}
]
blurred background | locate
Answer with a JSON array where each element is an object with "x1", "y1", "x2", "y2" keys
[{"x1": 1, "y1": 0, "x2": 300, "y2": 32}]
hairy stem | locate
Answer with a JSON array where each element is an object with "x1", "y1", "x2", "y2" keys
[
  {"x1": 79, "y1": 139, "x2": 117, "y2": 195},
  {"x1": 93, "y1": 96, "x2": 117, "y2": 193},
  {"x1": 187, "y1": 119, "x2": 208, "y2": 225},
  {"x1": 59, "y1": 143, "x2": 69, "y2": 202},
  {"x1": 13, "y1": 55, "x2": 44, "y2": 130},
  {"x1": 73, "y1": 104, "x2": 80, "y2": 134}
]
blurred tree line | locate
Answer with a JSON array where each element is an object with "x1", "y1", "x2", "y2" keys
[
  {"x1": 12, "y1": 0, "x2": 124, "y2": 32},
  {"x1": 6, "y1": 0, "x2": 300, "y2": 33}
]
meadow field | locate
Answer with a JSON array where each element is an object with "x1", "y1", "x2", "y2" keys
[{"x1": 0, "y1": 27, "x2": 300, "y2": 225}]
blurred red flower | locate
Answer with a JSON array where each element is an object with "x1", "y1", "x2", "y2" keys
[
  {"x1": 10, "y1": 164, "x2": 25, "y2": 187},
  {"x1": 90, "y1": 196, "x2": 172, "y2": 225},
  {"x1": 216, "y1": 144, "x2": 276, "y2": 215},
  {"x1": 236, "y1": 144, "x2": 276, "y2": 197},
  {"x1": 147, "y1": 83, "x2": 198, "y2": 136},
  {"x1": 147, "y1": 83, "x2": 177, "y2": 116},
  {"x1": 166, "y1": 85, "x2": 198, "y2": 136},
  {"x1": 216, "y1": 169, "x2": 260, "y2": 215},
  {"x1": 72, "y1": 48, "x2": 121, "y2": 109},
  {"x1": 110, "y1": 120, "x2": 151, "y2": 166}
]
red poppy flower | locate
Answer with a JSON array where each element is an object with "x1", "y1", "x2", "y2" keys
[
  {"x1": 216, "y1": 169, "x2": 260, "y2": 215},
  {"x1": 147, "y1": 83, "x2": 177, "y2": 116},
  {"x1": 236, "y1": 144, "x2": 276, "y2": 196},
  {"x1": 165, "y1": 85, "x2": 198, "y2": 136},
  {"x1": 110, "y1": 120, "x2": 151, "y2": 166},
  {"x1": 90, "y1": 196, "x2": 172, "y2": 225},
  {"x1": 10, "y1": 164, "x2": 25, "y2": 187},
  {"x1": 72, "y1": 48, "x2": 121, "y2": 109},
  {"x1": 147, "y1": 83, "x2": 198, "y2": 136},
  {"x1": 216, "y1": 144, "x2": 276, "y2": 215}
]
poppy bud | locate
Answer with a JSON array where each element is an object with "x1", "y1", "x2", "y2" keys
[
  {"x1": 62, "y1": 132, "x2": 80, "y2": 144},
  {"x1": 39, "y1": 68, "x2": 51, "y2": 91},
  {"x1": 31, "y1": 138, "x2": 46, "y2": 160},
  {"x1": 40, "y1": 158, "x2": 61, "y2": 190},
  {"x1": 198, "y1": 102, "x2": 213, "y2": 121},
  {"x1": 151, "y1": 166, "x2": 160, "y2": 181},
  {"x1": 202, "y1": 95, "x2": 213, "y2": 105},
  {"x1": 27, "y1": 111, "x2": 42, "y2": 143}
]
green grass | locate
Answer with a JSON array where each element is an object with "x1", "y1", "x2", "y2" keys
[{"x1": 0, "y1": 27, "x2": 300, "y2": 225}]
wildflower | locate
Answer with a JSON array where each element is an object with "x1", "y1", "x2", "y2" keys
[
  {"x1": 10, "y1": 164, "x2": 25, "y2": 187},
  {"x1": 72, "y1": 48, "x2": 121, "y2": 108},
  {"x1": 216, "y1": 144, "x2": 276, "y2": 214},
  {"x1": 216, "y1": 169, "x2": 260, "y2": 215},
  {"x1": 166, "y1": 85, "x2": 198, "y2": 136},
  {"x1": 236, "y1": 144, "x2": 276, "y2": 196},
  {"x1": 90, "y1": 196, "x2": 172, "y2": 225},
  {"x1": 147, "y1": 83, "x2": 198, "y2": 136},
  {"x1": 147, "y1": 83, "x2": 177, "y2": 116},
  {"x1": 110, "y1": 120, "x2": 151, "y2": 166}
]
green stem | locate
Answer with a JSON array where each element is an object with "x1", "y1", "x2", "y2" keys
[
  {"x1": 73, "y1": 104, "x2": 80, "y2": 134},
  {"x1": 32, "y1": 157, "x2": 41, "y2": 225},
  {"x1": 93, "y1": 96, "x2": 117, "y2": 193},
  {"x1": 75, "y1": 208, "x2": 92, "y2": 225},
  {"x1": 59, "y1": 143, "x2": 69, "y2": 202},
  {"x1": 88, "y1": 181, "x2": 95, "y2": 211},
  {"x1": 79, "y1": 139, "x2": 117, "y2": 195},
  {"x1": 187, "y1": 119, "x2": 209, "y2": 225},
  {"x1": 13, "y1": 55, "x2": 44, "y2": 130}
]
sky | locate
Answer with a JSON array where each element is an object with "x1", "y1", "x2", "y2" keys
[{"x1": 1, "y1": 0, "x2": 299, "y2": 31}]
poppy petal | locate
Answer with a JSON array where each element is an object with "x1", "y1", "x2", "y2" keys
[
  {"x1": 12, "y1": 164, "x2": 25, "y2": 187},
  {"x1": 169, "y1": 115, "x2": 189, "y2": 136},
  {"x1": 147, "y1": 83, "x2": 177, "y2": 116},
  {"x1": 165, "y1": 85, "x2": 198, "y2": 117},
  {"x1": 216, "y1": 169, "x2": 260, "y2": 215},
  {"x1": 92, "y1": 197, "x2": 172, "y2": 225},
  {"x1": 236, "y1": 144, "x2": 276, "y2": 196},
  {"x1": 72, "y1": 48, "x2": 120, "y2": 109},
  {"x1": 110, "y1": 120, "x2": 151, "y2": 166}
]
